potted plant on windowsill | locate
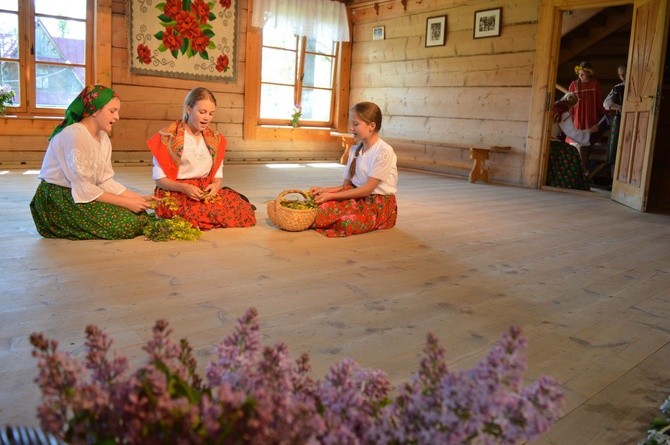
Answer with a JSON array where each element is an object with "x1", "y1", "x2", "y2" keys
[{"x1": 0, "y1": 85, "x2": 15, "y2": 116}]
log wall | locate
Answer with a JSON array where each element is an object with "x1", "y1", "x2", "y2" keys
[
  {"x1": 0, "y1": 0, "x2": 343, "y2": 168},
  {"x1": 348, "y1": 0, "x2": 540, "y2": 185}
]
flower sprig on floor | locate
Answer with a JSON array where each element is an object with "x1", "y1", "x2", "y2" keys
[
  {"x1": 143, "y1": 215, "x2": 202, "y2": 241},
  {"x1": 640, "y1": 396, "x2": 670, "y2": 444},
  {"x1": 29, "y1": 308, "x2": 564, "y2": 444}
]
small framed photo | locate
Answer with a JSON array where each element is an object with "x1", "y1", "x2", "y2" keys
[
  {"x1": 372, "y1": 26, "x2": 385, "y2": 41},
  {"x1": 425, "y1": 15, "x2": 447, "y2": 47},
  {"x1": 474, "y1": 8, "x2": 502, "y2": 39}
]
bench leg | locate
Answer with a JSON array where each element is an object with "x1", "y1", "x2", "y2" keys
[{"x1": 469, "y1": 148, "x2": 490, "y2": 183}]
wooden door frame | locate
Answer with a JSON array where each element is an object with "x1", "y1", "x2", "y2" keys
[{"x1": 524, "y1": 0, "x2": 632, "y2": 189}]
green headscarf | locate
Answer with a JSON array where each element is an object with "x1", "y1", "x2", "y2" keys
[{"x1": 49, "y1": 84, "x2": 118, "y2": 140}]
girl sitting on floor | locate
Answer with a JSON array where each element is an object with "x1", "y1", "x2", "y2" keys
[
  {"x1": 147, "y1": 87, "x2": 256, "y2": 230},
  {"x1": 310, "y1": 101, "x2": 398, "y2": 237},
  {"x1": 30, "y1": 85, "x2": 152, "y2": 240}
]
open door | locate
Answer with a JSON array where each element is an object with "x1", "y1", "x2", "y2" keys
[{"x1": 611, "y1": 0, "x2": 669, "y2": 210}]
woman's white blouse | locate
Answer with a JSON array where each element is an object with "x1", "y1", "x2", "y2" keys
[
  {"x1": 152, "y1": 132, "x2": 224, "y2": 180},
  {"x1": 552, "y1": 111, "x2": 591, "y2": 146},
  {"x1": 343, "y1": 138, "x2": 398, "y2": 195},
  {"x1": 39, "y1": 123, "x2": 126, "y2": 203}
]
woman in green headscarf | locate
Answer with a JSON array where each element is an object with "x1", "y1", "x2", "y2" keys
[{"x1": 30, "y1": 84, "x2": 153, "y2": 240}]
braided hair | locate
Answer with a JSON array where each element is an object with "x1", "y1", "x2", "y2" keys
[{"x1": 347, "y1": 102, "x2": 382, "y2": 180}]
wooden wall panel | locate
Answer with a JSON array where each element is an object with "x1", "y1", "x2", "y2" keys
[{"x1": 348, "y1": 0, "x2": 539, "y2": 184}]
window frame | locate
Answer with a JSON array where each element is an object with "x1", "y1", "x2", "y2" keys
[
  {"x1": 258, "y1": 33, "x2": 337, "y2": 128},
  {"x1": 244, "y1": 18, "x2": 351, "y2": 141},
  {"x1": 2, "y1": 0, "x2": 95, "y2": 117}
]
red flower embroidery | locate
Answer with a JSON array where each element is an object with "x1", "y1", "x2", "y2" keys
[
  {"x1": 151, "y1": 0, "x2": 230, "y2": 67},
  {"x1": 191, "y1": 32, "x2": 210, "y2": 53},
  {"x1": 190, "y1": 0, "x2": 211, "y2": 24},
  {"x1": 137, "y1": 44, "x2": 152, "y2": 64},
  {"x1": 163, "y1": 0, "x2": 182, "y2": 19},
  {"x1": 162, "y1": 26, "x2": 183, "y2": 52},
  {"x1": 216, "y1": 54, "x2": 229, "y2": 72},
  {"x1": 174, "y1": 10, "x2": 201, "y2": 40}
]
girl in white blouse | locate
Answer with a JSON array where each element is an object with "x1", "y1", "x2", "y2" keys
[
  {"x1": 310, "y1": 102, "x2": 398, "y2": 237},
  {"x1": 147, "y1": 87, "x2": 256, "y2": 230},
  {"x1": 30, "y1": 85, "x2": 152, "y2": 239}
]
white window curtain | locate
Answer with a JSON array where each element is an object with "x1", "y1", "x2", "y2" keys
[{"x1": 251, "y1": 0, "x2": 350, "y2": 42}]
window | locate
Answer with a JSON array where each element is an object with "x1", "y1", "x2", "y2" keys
[
  {"x1": 259, "y1": 26, "x2": 337, "y2": 127},
  {"x1": 0, "y1": 0, "x2": 91, "y2": 115},
  {"x1": 244, "y1": 22, "x2": 351, "y2": 140}
]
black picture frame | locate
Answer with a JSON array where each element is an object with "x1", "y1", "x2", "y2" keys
[
  {"x1": 425, "y1": 15, "x2": 447, "y2": 47},
  {"x1": 473, "y1": 8, "x2": 502, "y2": 39}
]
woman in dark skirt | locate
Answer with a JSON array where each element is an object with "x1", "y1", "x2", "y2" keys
[
  {"x1": 30, "y1": 85, "x2": 152, "y2": 240},
  {"x1": 546, "y1": 93, "x2": 599, "y2": 191}
]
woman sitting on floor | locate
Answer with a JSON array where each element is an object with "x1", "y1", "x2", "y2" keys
[
  {"x1": 30, "y1": 85, "x2": 153, "y2": 240},
  {"x1": 147, "y1": 87, "x2": 256, "y2": 230},
  {"x1": 310, "y1": 101, "x2": 398, "y2": 237},
  {"x1": 546, "y1": 93, "x2": 599, "y2": 191}
]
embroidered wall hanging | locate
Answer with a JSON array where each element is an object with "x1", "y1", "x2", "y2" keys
[{"x1": 130, "y1": 0, "x2": 237, "y2": 82}]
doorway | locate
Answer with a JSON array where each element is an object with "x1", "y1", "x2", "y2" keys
[
  {"x1": 528, "y1": 0, "x2": 669, "y2": 212},
  {"x1": 646, "y1": 34, "x2": 670, "y2": 213},
  {"x1": 548, "y1": 6, "x2": 632, "y2": 193}
]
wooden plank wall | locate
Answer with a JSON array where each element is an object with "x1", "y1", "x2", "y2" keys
[
  {"x1": 348, "y1": 0, "x2": 540, "y2": 185},
  {"x1": 0, "y1": 0, "x2": 343, "y2": 167},
  {"x1": 108, "y1": 0, "x2": 342, "y2": 164}
]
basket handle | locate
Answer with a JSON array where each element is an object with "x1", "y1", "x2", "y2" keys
[{"x1": 275, "y1": 189, "x2": 309, "y2": 205}]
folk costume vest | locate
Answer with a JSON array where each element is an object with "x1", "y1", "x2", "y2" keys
[{"x1": 147, "y1": 120, "x2": 226, "y2": 180}]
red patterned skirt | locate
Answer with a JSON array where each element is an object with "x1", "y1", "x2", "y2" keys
[
  {"x1": 313, "y1": 189, "x2": 397, "y2": 238},
  {"x1": 153, "y1": 178, "x2": 256, "y2": 230}
]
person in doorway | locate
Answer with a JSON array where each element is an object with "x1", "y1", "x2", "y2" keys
[
  {"x1": 30, "y1": 84, "x2": 153, "y2": 240},
  {"x1": 603, "y1": 64, "x2": 626, "y2": 166},
  {"x1": 568, "y1": 61, "x2": 606, "y2": 173},
  {"x1": 546, "y1": 93, "x2": 599, "y2": 190},
  {"x1": 147, "y1": 87, "x2": 256, "y2": 230},
  {"x1": 309, "y1": 101, "x2": 398, "y2": 237}
]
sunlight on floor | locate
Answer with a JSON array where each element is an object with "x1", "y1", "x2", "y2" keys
[{"x1": 265, "y1": 163, "x2": 343, "y2": 169}]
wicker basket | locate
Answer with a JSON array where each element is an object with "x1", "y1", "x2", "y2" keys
[{"x1": 267, "y1": 189, "x2": 317, "y2": 232}]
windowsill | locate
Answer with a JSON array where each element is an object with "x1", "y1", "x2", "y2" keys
[
  {"x1": 246, "y1": 124, "x2": 342, "y2": 142},
  {"x1": 1, "y1": 114, "x2": 61, "y2": 120},
  {"x1": 258, "y1": 125, "x2": 333, "y2": 130}
]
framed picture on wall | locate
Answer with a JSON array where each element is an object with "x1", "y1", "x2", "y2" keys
[
  {"x1": 425, "y1": 15, "x2": 447, "y2": 47},
  {"x1": 474, "y1": 8, "x2": 502, "y2": 39},
  {"x1": 372, "y1": 26, "x2": 385, "y2": 41}
]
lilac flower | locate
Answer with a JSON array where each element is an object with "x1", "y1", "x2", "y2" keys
[{"x1": 29, "y1": 308, "x2": 565, "y2": 444}]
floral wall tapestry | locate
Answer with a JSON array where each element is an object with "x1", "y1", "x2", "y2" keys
[{"x1": 130, "y1": 0, "x2": 237, "y2": 82}]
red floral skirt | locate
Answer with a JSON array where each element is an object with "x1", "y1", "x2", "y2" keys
[
  {"x1": 153, "y1": 178, "x2": 256, "y2": 230},
  {"x1": 313, "y1": 188, "x2": 397, "y2": 238}
]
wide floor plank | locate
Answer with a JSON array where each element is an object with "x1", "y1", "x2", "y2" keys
[{"x1": 0, "y1": 164, "x2": 669, "y2": 444}]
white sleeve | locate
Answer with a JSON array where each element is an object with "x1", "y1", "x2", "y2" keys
[
  {"x1": 558, "y1": 113, "x2": 591, "y2": 146},
  {"x1": 152, "y1": 156, "x2": 167, "y2": 180},
  {"x1": 58, "y1": 126, "x2": 124, "y2": 203}
]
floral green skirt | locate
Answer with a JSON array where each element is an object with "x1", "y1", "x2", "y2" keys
[
  {"x1": 546, "y1": 141, "x2": 590, "y2": 191},
  {"x1": 30, "y1": 181, "x2": 150, "y2": 240},
  {"x1": 313, "y1": 187, "x2": 397, "y2": 238}
]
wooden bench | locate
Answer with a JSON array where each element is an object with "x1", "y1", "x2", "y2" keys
[
  {"x1": 332, "y1": 134, "x2": 512, "y2": 184},
  {"x1": 468, "y1": 145, "x2": 512, "y2": 183}
]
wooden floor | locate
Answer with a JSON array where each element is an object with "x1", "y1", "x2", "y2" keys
[{"x1": 1, "y1": 164, "x2": 669, "y2": 444}]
